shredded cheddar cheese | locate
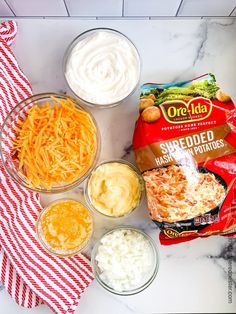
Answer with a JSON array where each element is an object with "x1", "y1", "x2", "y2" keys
[{"x1": 14, "y1": 97, "x2": 97, "y2": 189}]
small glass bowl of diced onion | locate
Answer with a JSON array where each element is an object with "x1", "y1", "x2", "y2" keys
[{"x1": 91, "y1": 226, "x2": 159, "y2": 295}]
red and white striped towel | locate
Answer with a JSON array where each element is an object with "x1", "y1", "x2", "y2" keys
[{"x1": 0, "y1": 21, "x2": 94, "y2": 313}]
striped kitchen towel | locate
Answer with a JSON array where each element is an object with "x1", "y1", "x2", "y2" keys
[{"x1": 0, "y1": 21, "x2": 93, "y2": 313}]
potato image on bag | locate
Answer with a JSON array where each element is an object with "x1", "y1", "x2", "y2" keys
[
  {"x1": 141, "y1": 106, "x2": 161, "y2": 123},
  {"x1": 145, "y1": 93, "x2": 156, "y2": 100},
  {"x1": 216, "y1": 89, "x2": 231, "y2": 103},
  {"x1": 139, "y1": 98, "x2": 155, "y2": 112}
]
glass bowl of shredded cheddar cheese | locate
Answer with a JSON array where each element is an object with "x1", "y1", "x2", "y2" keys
[{"x1": 0, "y1": 93, "x2": 100, "y2": 193}]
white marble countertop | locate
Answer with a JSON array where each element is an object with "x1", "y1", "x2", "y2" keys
[{"x1": 0, "y1": 18, "x2": 236, "y2": 314}]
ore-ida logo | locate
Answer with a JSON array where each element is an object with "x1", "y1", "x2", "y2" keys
[
  {"x1": 164, "y1": 228, "x2": 179, "y2": 238},
  {"x1": 160, "y1": 97, "x2": 213, "y2": 124}
]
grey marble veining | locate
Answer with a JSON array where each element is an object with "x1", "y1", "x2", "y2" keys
[
  {"x1": 192, "y1": 20, "x2": 208, "y2": 66},
  {"x1": 207, "y1": 238, "x2": 236, "y2": 287}
]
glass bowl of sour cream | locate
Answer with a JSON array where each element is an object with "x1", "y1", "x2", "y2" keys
[
  {"x1": 63, "y1": 28, "x2": 141, "y2": 108},
  {"x1": 91, "y1": 227, "x2": 159, "y2": 295}
]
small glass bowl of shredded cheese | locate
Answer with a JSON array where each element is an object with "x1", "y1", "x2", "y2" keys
[
  {"x1": 0, "y1": 93, "x2": 100, "y2": 193},
  {"x1": 91, "y1": 227, "x2": 159, "y2": 295},
  {"x1": 36, "y1": 199, "x2": 93, "y2": 257}
]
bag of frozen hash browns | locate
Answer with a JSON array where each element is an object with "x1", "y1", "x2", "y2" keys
[{"x1": 133, "y1": 73, "x2": 236, "y2": 245}]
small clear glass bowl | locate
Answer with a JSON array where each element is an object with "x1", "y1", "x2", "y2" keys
[
  {"x1": 36, "y1": 198, "x2": 93, "y2": 257},
  {"x1": 63, "y1": 28, "x2": 141, "y2": 108},
  {"x1": 0, "y1": 93, "x2": 101, "y2": 193},
  {"x1": 91, "y1": 226, "x2": 159, "y2": 295},
  {"x1": 84, "y1": 159, "x2": 144, "y2": 218}
]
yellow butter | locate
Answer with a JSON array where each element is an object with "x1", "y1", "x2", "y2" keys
[{"x1": 88, "y1": 162, "x2": 141, "y2": 217}]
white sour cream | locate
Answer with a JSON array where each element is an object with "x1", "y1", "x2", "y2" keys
[{"x1": 65, "y1": 30, "x2": 140, "y2": 105}]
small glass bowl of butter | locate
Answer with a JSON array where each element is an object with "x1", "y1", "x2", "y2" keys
[
  {"x1": 84, "y1": 160, "x2": 144, "y2": 218},
  {"x1": 36, "y1": 199, "x2": 93, "y2": 257}
]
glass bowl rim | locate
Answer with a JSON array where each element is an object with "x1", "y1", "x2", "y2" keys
[
  {"x1": 63, "y1": 27, "x2": 141, "y2": 108},
  {"x1": 91, "y1": 225, "x2": 159, "y2": 295},
  {"x1": 36, "y1": 198, "x2": 94, "y2": 257},
  {"x1": 0, "y1": 92, "x2": 101, "y2": 193},
  {"x1": 84, "y1": 159, "x2": 145, "y2": 218}
]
